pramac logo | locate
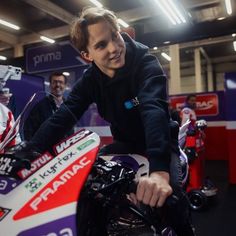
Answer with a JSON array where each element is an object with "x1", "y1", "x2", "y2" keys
[
  {"x1": 195, "y1": 94, "x2": 219, "y2": 116},
  {"x1": 13, "y1": 147, "x2": 98, "y2": 221},
  {"x1": 171, "y1": 94, "x2": 219, "y2": 116}
]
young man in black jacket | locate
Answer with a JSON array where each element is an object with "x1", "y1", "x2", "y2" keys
[{"x1": 19, "y1": 7, "x2": 194, "y2": 235}]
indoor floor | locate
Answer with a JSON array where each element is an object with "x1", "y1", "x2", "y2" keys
[{"x1": 192, "y1": 160, "x2": 236, "y2": 236}]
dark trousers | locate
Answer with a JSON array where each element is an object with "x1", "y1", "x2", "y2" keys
[{"x1": 99, "y1": 141, "x2": 196, "y2": 236}]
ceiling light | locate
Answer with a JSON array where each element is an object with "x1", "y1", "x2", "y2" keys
[
  {"x1": 233, "y1": 41, "x2": 236, "y2": 51},
  {"x1": 225, "y1": 0, "x2": 232, "y2": 15},
  {"x1": 217, "y1": 17, "x2": 226, "y2": 20},
  {"x1": 155, "y1": 0, "x2": 186, "y2": 25},
  {"x1": 40, "y1": 36, "x2": 55, "y2": 44},
  {"x1": 89, "y1": 0, "x2": 103, "y2": 8},
  {"x1": 161, "y1": 52, "x2": 171, "y2": 61},
  {"x1": 0, "y1": 55, "x2": 7, "y2": 61},
  {"x1": 63, "y1": 72, "x2": 70, "y2": 76},
  {"x1": 0, "y1": 19, "x2": 20, "y2": 30},
  {"x1": 167, "y1": 0, "x2": 186, "y2": 23},
  {"x1": 117, "y1": 19, "x2": 129, "y2": 28},
  {"x1": 232, "y1": 33, "x2": 236, "y2": 37},
  {"x1": 164, "y1": 41, "x2": 171, "y2": 44},
  {"x1": 153, "y1": 47, "x2": 158, "y2": 50}
]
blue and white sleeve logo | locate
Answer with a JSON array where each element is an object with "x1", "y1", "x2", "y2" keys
[{"x1": 124, "y1": 97, "x2": 139, "y2": 109}]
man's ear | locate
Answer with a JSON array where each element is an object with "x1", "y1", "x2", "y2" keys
[{"x1": 81, "y1": 51, "x2": 93, "y2": 62}]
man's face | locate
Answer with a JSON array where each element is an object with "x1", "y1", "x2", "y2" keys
[
  {"x1": 81, "y1": 20, "x2": 126, "y2": 78},
  {"x1": 187, "y1": 96, "x2": 197, "y2": 109},
  {"x1": 50, "y1": 75, "x2": 66, "y2": 97}
]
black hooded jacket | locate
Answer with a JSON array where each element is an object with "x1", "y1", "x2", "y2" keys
[{"x1": 30, "y1": 33, "x2": 177, "y2": 173}]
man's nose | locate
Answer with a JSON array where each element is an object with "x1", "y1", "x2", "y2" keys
[{"x1": 108, "y1": 41, "x2": 118, "y2": 53}]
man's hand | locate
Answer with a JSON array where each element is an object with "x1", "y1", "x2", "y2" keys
[{"x1": 130, "y1": 171, "x2": 172, "y2": 208}]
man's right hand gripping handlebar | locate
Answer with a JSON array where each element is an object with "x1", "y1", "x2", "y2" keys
[{"x1": 129, "y1": 171, "x2": 173, "y2": 208}]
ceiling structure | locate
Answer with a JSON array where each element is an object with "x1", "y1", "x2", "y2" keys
[{"x1": 0, "y1": 0, "x2": 236, "y2": 73}]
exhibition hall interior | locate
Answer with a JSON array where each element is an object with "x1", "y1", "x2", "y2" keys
[{"x1": 0, "y1": 0, "x2": 236, "y2": 235}]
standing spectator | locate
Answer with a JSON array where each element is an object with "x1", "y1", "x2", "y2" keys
[
  {"x1": 0, "y1": 88, "x2": 18, "y2": 118},
  {"x1": 23, "y1": 72, "x2": 72, "y2": 141},
  {"x1": 0, "y1": 103, "x2": 19, "y2": 153},
  {"x1": 180, "y1": 94, "x2": 198, "y2": 162},
  {"x1": 180, "y1": 94, "x2": 197, "y2": 129}
]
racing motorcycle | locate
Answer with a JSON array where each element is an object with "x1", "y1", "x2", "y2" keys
[
  {"x1": 1, "y1": 126, "x2": 185, "y2": 236},
  {"x1": 0, "y1": 86, "x2": 190, "y2": 235}
]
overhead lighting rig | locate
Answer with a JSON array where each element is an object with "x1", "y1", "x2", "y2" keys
[{"x1": 154, "y1": 0, "x2": 187, "y2": 25}]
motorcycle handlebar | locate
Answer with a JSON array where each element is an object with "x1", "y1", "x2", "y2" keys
[{"x1": 126, "y1": 181, "x2": 179, "y2": 207}]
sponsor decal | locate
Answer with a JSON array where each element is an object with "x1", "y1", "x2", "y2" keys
[
  {"x1": 76, "y1": 139, "x2": 95, "y2": 151},
  {"x1": 38, "y1": 151, "x2": 76, "y2": 180},
  {"x1": 0, "y1": 177, "x2": 21, "y2": 194},
  {"x1": 17, "y1": 215, "x2": 76, "y2": 236},
  {"x1": 124, "y1": 97, "x2": 140, "y2": 109},
  {"x1": 0, "y1": 207, "x2": 11, "y2": 221},
  {"x1": 0, "y1": 156, "x2": 16, "y2": 176},
  {"x1": 17, "y1": 152, "x2": 53, "y2": 179},
  {"x1": 14, "y1": 148, "x2": 98, "y2": 220},
  {"x1": 25, "y1": 178, "x2": 42, "y2": 193},
  {"x1": 30, "y1": 157, "x2": 91, "y2": 211},
  {"x1": 54, "y1": 129, "x2": 91, "y2": 154}
]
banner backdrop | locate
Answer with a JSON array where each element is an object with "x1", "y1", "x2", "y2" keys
[{"x1": 170, "y1": 91, "x2": 225, "y2": 121}]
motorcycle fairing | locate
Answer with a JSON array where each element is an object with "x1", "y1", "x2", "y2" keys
[{"x1": 0, "y1": 129, "x2": 100, "y2": 236}]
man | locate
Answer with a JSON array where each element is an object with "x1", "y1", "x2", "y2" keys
[
  {"x1": 23, "y1": 72, "x2": 69, "y2": 141},
  {"x1": 180, "y1": 94, "x2": 197, "y2": 129},
  {"x1": 18, "y1": 7, "x2": 194, "y2": 235},
  {"x1": 0, "y1": 103, "x2": 18, "y2": 153}
]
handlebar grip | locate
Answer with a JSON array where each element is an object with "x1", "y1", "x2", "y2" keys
[{"x1": 126, "y1": 181, "x2": 179, "y2": 207}]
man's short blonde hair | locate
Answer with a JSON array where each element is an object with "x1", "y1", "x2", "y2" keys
[{"x1": 70, "y1": 7, "x2": 120, "y2": 52}]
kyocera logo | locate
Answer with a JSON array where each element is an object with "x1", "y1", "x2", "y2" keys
[
  {"x1": 30, "y1": 156, "x2": 91, "y2": 211},
  {"x1": 196, "y1": 100, "x2": 214, "y2": 110},
  {"x1": 55, "y1": 130, "x2": 91, "y2": 154}
]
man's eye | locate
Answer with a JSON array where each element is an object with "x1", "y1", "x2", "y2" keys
[{"x1": 96, "y1": 42, "x2": 106, "y2": 49}]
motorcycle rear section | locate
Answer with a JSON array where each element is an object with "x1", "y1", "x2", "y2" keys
[{"x1": 0, "y1": 129, "x2": 177, "y2": 236}]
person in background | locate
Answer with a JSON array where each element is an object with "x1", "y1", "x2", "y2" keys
[
  {"x1": 0, "y1": 88, "x2": 18, "y2": 117},
  {"x1": 0, "y1": 89, "x2": 12, "y2": 107},
  {"x1": 180, "y1": 94, "x2": 197, "y2": 129},
  {"x1": 0, "y1": 103, "x2": 19, "y2": 153},
  {"x1": 16, "y1": 7, "x2": 194, "y2": 235},
  {"x1": 23, "y1": 71, "x2": 72, "y2": 141}
]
